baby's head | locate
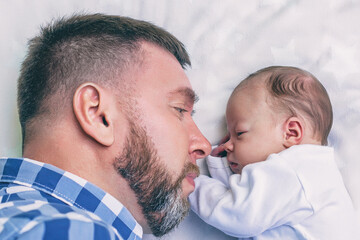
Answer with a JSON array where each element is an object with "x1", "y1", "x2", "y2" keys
[{"x1": 223, "y1": 66, "x2": 333, "y2": 174}]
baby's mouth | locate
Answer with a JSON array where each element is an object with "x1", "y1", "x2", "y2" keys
[
  {"x1": 228, "y1": 160, "x2": 241, "y2": 174},
  {"x1": 229, "y1": 161, "x2": 239, "y2": 168}
]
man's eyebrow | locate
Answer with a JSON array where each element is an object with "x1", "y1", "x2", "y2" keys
[{"x1": 169, "y1": 87, "x2": 199, "y2": 104}]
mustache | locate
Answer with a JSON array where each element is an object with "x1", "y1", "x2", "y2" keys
[
  {"x1": 186, "y1": 162, "x2": 200, "y2": 176},
  {"x1": 176, "y1": 162, "x2": 200, "y2": 184}
]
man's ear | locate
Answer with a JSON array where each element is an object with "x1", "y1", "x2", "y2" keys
[
  {"x1": 283, "y1": 117, "x2": 304, "y2": 148},
  {"x1": 73, "y1": 83, "x2": 114, "y2": 146}
]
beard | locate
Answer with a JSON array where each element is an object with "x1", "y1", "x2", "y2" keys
[{"x1": 114, "y1": 121, "x2": 199, "y2": 237}]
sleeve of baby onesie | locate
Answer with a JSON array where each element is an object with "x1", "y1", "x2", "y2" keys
[
  {"x1": 189, "y1": 154, "x2": 314, "y2": 238},
  {"x1": 206, "y1": 155, "x2": 233, "y2": 187}
]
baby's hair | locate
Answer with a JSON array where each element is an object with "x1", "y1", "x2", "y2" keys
[{"x1": 237, "y1": 66, "x2": 333, "y2": 145}]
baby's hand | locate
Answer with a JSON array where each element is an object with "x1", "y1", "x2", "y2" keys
[{"x1": 210, "y1": 134, "x2": 229, "y2": 157}]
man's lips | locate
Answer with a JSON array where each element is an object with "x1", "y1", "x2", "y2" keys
[{"x1": 185, "y1": 172, "x2": 198, "y2": 187}]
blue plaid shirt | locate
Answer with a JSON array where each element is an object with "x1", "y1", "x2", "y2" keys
[{"x1": 0, "y1": 157, "x2": 143, "y2": 239}]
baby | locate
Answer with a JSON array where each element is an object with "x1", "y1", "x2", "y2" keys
[{"x1": 189, "y1": 66, "x2": 358, "y2": 239}]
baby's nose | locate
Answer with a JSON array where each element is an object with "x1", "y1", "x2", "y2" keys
[{"x1": 223, "y1": 139, "x2": 234, "y2": 152}]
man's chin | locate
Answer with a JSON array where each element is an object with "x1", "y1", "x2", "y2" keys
[{"x1": 147, "y1": 192, "x2": 190, "y2": 237}]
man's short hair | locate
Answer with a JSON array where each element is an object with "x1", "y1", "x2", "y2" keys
[
  {"x1": 18, "y1": 13, "x2": 191, "y2": 141},
  {"x1": 238, "y1": 66, "x2": 333, "y2": 145}
]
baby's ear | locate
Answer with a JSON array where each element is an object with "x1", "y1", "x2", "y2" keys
[{"x1": 282, "y1": 117, "x2": 304, "y2": 148}]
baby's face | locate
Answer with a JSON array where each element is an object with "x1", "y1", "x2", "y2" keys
[{"x1": 223, "y1": 85, "x2": 286, "y2": 174}]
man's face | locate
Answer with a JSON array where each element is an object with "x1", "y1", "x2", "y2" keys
[{"x1": 115, "y1": 42, "x2": 211, "y2": 236}]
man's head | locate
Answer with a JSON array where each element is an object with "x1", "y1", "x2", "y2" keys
[
  {"x1": 18, "y1": 14, "x2": 211, "y2": 236},
  {"x1": 18, "y1": 13, "x2": 190, "y2": 142},
  {"x1": 223, "y1": 66, "x2": 333, "y2": 174}
]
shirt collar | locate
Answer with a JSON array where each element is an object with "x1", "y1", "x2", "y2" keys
[{"x1": 0, "y1": 157, "x2": 143, "y2": 239}]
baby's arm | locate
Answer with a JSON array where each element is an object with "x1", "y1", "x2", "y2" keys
[
  {"x1": 189, "y1": 156, "x2": 313, "y2": 238},
  {"x1": 207, "y1": 136, "x2": 233, "y2": 185}
]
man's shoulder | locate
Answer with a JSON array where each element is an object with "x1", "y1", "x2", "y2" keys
[
  {"x1": 0, "y1": 199, "x2": 122, "y2": 239},
  {"x1": 0, "y1": 157, "x2": 139, "y2": 239},
  {"x1": 0, "y1": 197, "x2": 121, "y2": 239}
]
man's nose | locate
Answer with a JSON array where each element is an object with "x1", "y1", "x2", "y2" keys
[{"x1": 188, "y1": 122, "x2": 211, "y2": 163}]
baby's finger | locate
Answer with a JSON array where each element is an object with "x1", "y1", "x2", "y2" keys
[{"x1": 211, "y1": 144, "x2": 226, "y2": 157}]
